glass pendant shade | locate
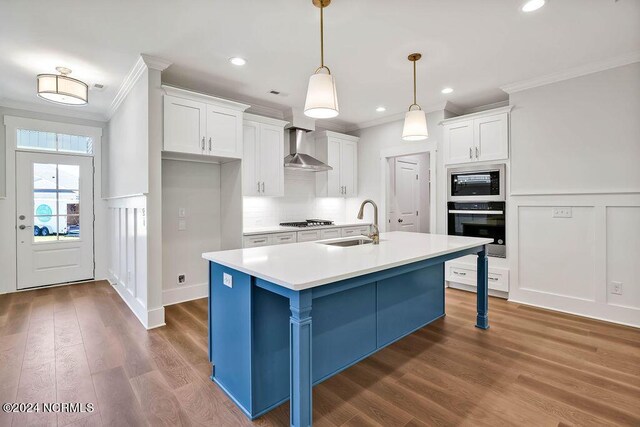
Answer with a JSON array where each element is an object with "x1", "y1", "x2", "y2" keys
[
  {"x1": 304, "y1": 72, "x2": 339, "y2": 119},
  {"x1": 37, "y1": 73, "x2": 88, "y2": 105},
  {"x1": 402, "y1": 109, "x2": 429, "y2": 141}
]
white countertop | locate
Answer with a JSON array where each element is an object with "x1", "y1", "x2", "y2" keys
[
  {"x1": 243, "y1": 222, "x2": 371, "y2": 236},
  {"x1": 203, "y1": 232, "x2": 493, "y2": 291}
]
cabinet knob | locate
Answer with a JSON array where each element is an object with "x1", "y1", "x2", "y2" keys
[
  {"x1": 209, "y1": 137, "x2": 212, "y2": 151},
  {"x1": 261, "y1": 182, "x2": 265, "y2": 193},
  {"x1": 475, "y1": 147, "x2": 479, "y2": 158},
  {"x1": 257, "y1": 182, "x2": 261, "y2": 193},
  {"x1": 469, "y1": 147, "x2": 472, "y2": 159},
  {"x1": 397, "y1": 218, "x2": 403, "y2": 223},
  {"x1": 202, "y1": 137, "x2": 205, "y2": 150}
]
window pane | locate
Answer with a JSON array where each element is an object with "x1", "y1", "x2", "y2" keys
[
  {"x1": 58, "y1": 164, "x2": 79, "y2": 190},
  {"x1": 59, "y1": 216, "x2": 80, "y2": 240},
  {"x1": 17, "y1": 129, "x2": 93, "y2": 154},
  {"x1": 34, "y1": 216, "x2": 58, "y2": 242},
  {"x1": 58, "y1": 191, "x2": 80, "y2": 215},
  {"x1": 33, "y1": 163, "x2": 57, "y2": 189}
]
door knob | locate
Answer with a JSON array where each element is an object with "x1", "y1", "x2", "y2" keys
[
  {"x1": 398, "y1": 219, "x2": 404, "y2": 223},
  {"x1": 19, "y1": 215, "x2": 26, "y2": 220}
]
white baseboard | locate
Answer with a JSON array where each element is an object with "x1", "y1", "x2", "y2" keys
[
  {"x1": 163, "y1": 282, "x2": 209, "y2": 306},
  {"x1": 109, "y1": 270, "x2": 166, "y2": 329}
]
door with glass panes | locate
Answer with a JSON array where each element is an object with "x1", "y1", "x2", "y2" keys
[{"x1": 16, "y1": 151, "x2": 94, "y2": 289}]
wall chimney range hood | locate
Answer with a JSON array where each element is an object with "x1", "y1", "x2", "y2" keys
[{"x1": 284, "y1": 128, "x2": 332, "y2": 172}]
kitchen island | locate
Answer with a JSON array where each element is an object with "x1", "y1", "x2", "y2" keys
[{"x1": 202, "y1": 232, "x2": 493, "y2": 427}]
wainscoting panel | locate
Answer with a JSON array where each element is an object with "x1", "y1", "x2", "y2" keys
[{"x1": 509, "y1": 193, "x2": 640, "y2": 327}]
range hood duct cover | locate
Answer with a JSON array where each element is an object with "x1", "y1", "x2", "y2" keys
[{"x1": 284, "y1": 128, "x2": 332, "y2": 172}]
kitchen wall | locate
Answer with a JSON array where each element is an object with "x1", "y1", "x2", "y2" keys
[
  {"x1": 0, "y1": 106, "x2": 109, "y2": 294},
  {"x1": 162, "y1": 159, "x2": 220, "y2": 304},
  {"x1": 348, "y1": 111, "x2": 445, "y2": 233},
  {"x1": 508, "y1": 62, "x2": 640, "y2": 327}
]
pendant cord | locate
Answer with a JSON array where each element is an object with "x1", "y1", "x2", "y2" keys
[
  {"x1": 413, "y1": 59, "x2": 417, "y2": 106},
  {"x1": 320, "y1": 4, "x2": 324, "y2": 68}
]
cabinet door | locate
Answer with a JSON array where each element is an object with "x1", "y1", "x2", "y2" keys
[
  {"x1": 258, "y1": 124, "x2": 284, "y2": 197},
  {"x1": 164, "y1": 96, "x2": 206, "y2": 155},
  {"x1": 242, "y1": 121, "x2": 260, "y2": 196},
  {"x1": 243, "y1": 234, "x2": 271, "y2": 248},
  {"x1": 474, "y1": 113, "x2": 508, "y2": 162},
  {"x1": 444, "y1": 121, "x2": 474, "y2": 165},
  {"x1": 340, "y1": 140, "x2": 357, "y2": 197},
  {"x1": 206, "y1": 105, "x2": 241, "y2": 157},
  {"x1": 297, "y1": 230, "x2": 322, "y2": 242},
  {"x1": 326, "y1": 138, "x2": 342, "y2": 197},
  {"x1": 320, "y1": 228, "x2": 341, "y2": 240}
]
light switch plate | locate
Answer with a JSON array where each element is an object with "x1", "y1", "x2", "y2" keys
[
  {"x1": 223, "y1": 273, "x2": 233, "y2": 288},
  {"x1": 178, "y1": 208, "x2": 186, "y2": 218},
  {"x1": 178, "y1": 220, "x2": 187, "y2": 231},
  {"x1": 552, "y1": 207, "x2": 572, "y2": 218},
  {"x1": 611, "y1": 281, "x2": 623, "y2": 295}
]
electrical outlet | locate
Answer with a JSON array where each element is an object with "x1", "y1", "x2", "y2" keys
[
  {"x1": 223, "y1": 273, "x2": 233, "y2": 288},
  {"x1": 611, "y1": 281, "x2": 623, "y2": 295},
  {"x1": 178, "y1": 219, "x2": 187, "y2": 231},
  {"x1": 552, "y1": 207, "x2": 572, "y2": 218},
  {"x1": 178, "y1": 274, "x2": 186, "y2": 285}
]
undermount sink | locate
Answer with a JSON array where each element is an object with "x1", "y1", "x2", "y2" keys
[{"x1": 319, "y1": 238, "x2": 373, "y2": 247}]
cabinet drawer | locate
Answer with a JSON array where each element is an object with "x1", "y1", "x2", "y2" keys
[
  {"x1": 271, "y1": 232, "x2": 297, "y2": 245},
  {"x1": 320, "y1": 228, "x2": 341, "y2": 240},
  {"x1": 297, "y1": 230, "x2": 322, "y2": 242},
  {"x1": 243, "y1": 235, "x2": 271, "y2": 248},
  {"x1": 341, "y1": 226, "x2": 370, "y2": 237},
  {"x1": 447, "y1": 264, "x2": 509, "y2": 292}
]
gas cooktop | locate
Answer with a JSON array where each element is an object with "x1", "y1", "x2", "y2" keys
[{"x1": 279, "y1": 219, "x2": 334, "y2": 228}]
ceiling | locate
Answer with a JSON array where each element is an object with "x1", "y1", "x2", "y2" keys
[{"x1": 1, "y1": 0, "x2": 638, "y2": 128}]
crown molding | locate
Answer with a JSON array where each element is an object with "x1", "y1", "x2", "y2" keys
[
  {"x1": 0, "y1": 97, "x2": 108, "y2": 122},
  {"x1": 245, "y1": 103, "x2": 286, "y2": 120},
  {"x1": 108, "y1": 54, "x2": 173, "y2": 119},
  {"x1": 500, "y1": 51, "x2": 640, "y2": 94},
  {"x1": 441, "y1": 105, "x2": 514, "y2": 125},
  {"x1": 244, "y1": 112, "x2": 289, "y2": 127},
  {"x1": 346, "y1": 101, "x2": 449, "y2": 132},
  {"x1": 161, "y1": 85, "x2": 249, "y2": 111}
]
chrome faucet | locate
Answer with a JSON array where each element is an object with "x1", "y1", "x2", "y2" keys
[{"x1": 357, "y1": 199, "x2": 380, "y2": 244}]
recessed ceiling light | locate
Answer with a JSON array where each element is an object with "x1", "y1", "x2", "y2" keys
[
  {"x1": 441, "y1": 87, "x2": 454, "y2": 94},
  {"x1": 522, "y1": 0, "x2": 545, "y2": 12},
  {"x1": 376, "y1": 106, "x2": 386, "y2": 112},
  {"x1": 229, "y1": 57, "x2": 247, "y2": 66}
]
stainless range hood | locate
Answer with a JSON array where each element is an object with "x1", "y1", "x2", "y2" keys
[{"x1": 284, "y1": 128, "x2": 332, "y2": 172}]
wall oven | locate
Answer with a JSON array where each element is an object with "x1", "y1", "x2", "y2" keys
[
  {"x1": 448, "y1": 201, "x2": 506, "y2": 258},
  {"x1": 448, "y1": 164, "x2": 505, "y2": 202}
]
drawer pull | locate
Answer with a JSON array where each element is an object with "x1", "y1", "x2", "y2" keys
[
  {"x1": 453, "y1": 271, "x2": 466, "y2": 276},
  {"x1": 489, "y1": 276, "x2": 499, "y2": 281},
  {"x1": 253, "y1": 239, "x2": 266, "y2": 243},
  {"x1": 280, "y1": 237, "x2": 291, "y2": 240}
]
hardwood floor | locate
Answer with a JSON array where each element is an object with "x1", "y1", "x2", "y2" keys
[{"x1": 0, "y1": 281, "x2": 638, "y2": 426}]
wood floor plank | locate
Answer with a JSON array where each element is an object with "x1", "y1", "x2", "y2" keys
[
  {"x1": 91, "y1": 366, "x2": 146, "y2": 426},
  {"x1": 129, "y1": 370, "x2": 191, "y2": 426},
  {"x1": 55, "y1": 343, "x2": 100, "y2": 426}
]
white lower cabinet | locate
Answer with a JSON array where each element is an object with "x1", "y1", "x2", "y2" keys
[
  {"x1": 341, "y1": 226, "x2": 371, "y2": 238},
  {"x1": 243, "y1": 232, "x2": 298, "y2": 248},
  {"x1": 243, "y1": 235, "x2": 271, "y2": 248},
  {"x1": 271, "y1": 232, "x2": 296, "y2": 245},
  {"x1": 243, "y1": 225, "x2": 371, "y2": 248},
  {"x1": 446, "y1": 262, "x2": 509, "y2": 292},
  {"x1": 297, "y1": 230, "x2": 322, "y2": 242},
  {"x1": 320, "y1": 228, "x2": 341, "y2": 240}
]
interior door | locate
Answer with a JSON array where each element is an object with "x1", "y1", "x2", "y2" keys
[
  {"x1": 340, "y1": 140, "x2": 357, "y2": 197},
  {"x1": 206, "y1": 105, "x2": 239, "y2": 156},
  {"x1": 393, "y1": 159, "x2": 419, "y2": 232},
  {"x1": 164, "y1": 96, "x2": 206, "y2": 155},
  {"x1": 16, "y1": 151, "x2": 94, "y2": 289},
  {"x1": 445, "y1": 121, "x2": 474, "y2": 165},
  {"x1": 259, "y1": 123, "x2": 284, "y2": 196}
]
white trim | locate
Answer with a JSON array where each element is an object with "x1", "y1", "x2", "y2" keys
[
  {"x1": 245, "y1": 104, "x2": 286, "y2": 120},
  {"x1": 163, "y1": 282, "x2": 209, "y2": 306},
  {"x1": 461, "y1": 100, "x2": 510, "y2": 115},
  {"x1": 4, "y1": 115, "x2": 103, "y2": 139},
  {"x1": 440, "y1": 105, "x2": 514, "y2": 125},
  {"x1": 0, "y1": 98, "x2": 108, "y2": 122},
  {"x1": 313, "y1": 130, "x2": 360, "y2": 142},
  {"x1": 110, "y1": 278, "x2": 166, "y2": 329},
  {"x1": 161, "y1": 85, "x2": 250, "y2": 111},
  {"x1": 244, "y1": 113, "x2": 289, "y2": 127},
  {"x1": 500, "y1": 51, "x2": 640, "y2": 94},
  {"x1": 511, "y1": 189, "x2": 640, "y2": 197},
  {"x1": 379, "y1": 141, "x2": 438, "y2": 234},
  {"x1": 140, "y1": 54, "x2": 172, "y2": 71}
]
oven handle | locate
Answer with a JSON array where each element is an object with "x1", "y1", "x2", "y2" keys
[{"x1": 448, "y1": 210, "x2": 504, "y2": 215}]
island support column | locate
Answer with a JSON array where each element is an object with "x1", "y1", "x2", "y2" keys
[
  {"x1": 476, "y1": 246, "x2": 489, "y2": 329},
  {"x1": 289, "y1": 290, "x2": 313, "y2": 427}
]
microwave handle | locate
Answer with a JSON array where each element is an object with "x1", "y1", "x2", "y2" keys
[{"x1": 448, "y1": 210, "x2": 504, "y2": 215}]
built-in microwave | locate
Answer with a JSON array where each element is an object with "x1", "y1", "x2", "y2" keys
[{"x1": 448, "y1": 164, "x2": 505, "y2": 202}]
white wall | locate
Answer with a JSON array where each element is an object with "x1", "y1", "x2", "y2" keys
[
  {"x1": 348, "y1": 111, "x2": 445, "y2": 233},
  {"x1": 162, "y1": 159, "x2": 220, "y2": 304},
  {"x1": 0, "y1": 107, "x2": 108, "y2": 294},
  {"x1": 509, "y1": 63, "x2": 640, "y2": 327},
  {"x1": 107, "y1": 70, "x2": 149, "y2": 198}
]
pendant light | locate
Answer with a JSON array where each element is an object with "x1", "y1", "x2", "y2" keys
[
  {"x1": 402, "y1": 53, "x2": 428, "y2": 141},
  {"x1": 304, "y1": 0, "x2": 339, "y2": 119},
  {"x1": 37, "y1": 67, "x2": 88, "y2": 106}
]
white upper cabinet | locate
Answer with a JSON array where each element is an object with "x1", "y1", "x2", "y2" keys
[
  {"x1": 242, "y1": 114, "x2": 288, "y2": 197},
  {"x1": 442, "y1": 106, "x2": 512, "y2": 165},
  {"x1": 314, "y1": 131, "x2": 359, "y2": 198},
  {"x1": 162, "y1": 86, "x2": 249, "y2": 159}
]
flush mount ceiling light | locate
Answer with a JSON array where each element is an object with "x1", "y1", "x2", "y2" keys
[
  {"x1": 441, "y1": 87, "x2": 454, "y2": 94},
  {"x1": 522, "y1": 0, "x2": 545, "y2": 12},
  {"x1": 304, "y1": 0, "x2": 339, "y2": 119},
  {"x1": 229, "y1": 57, "x2": 247, "y2": 66},
  {"x1": 37, "y1": 67, "x2": 88, "y2": 106},
  {"x1": 401, "y1": 53, "x2": 429, "y2": 141},
  {"x1": 376, "y1": 106, "x2": 386, "y2": 112}
]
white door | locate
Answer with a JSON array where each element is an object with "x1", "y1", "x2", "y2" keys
[
  {"x1": 340, "y1": 140, "x2": 357, "y2": 197},
  {"x1": 16, "y1": 151, "x2": 94, "y2": 289},
  {"x1": 259, "y1": 123, "x2": 284, "y2": 196},
  {"x1": 206, "y1": 105, "x2": 240, "y2": 157},
  {"x1": 475, "y1": 113, "x2": 508, "y2": 162},
  {"x1": 444, "y1": 121, "x2": 474, "y2": 165},
  {"x1": 242, "y1": 121, "x2": 260, "y2": 196},
  {"x1": 164, "y1": 96, "x2": 206, "y2": 155},
  {"x1": 392, "y1": 159, "x2": 419, "y2": 232}
]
